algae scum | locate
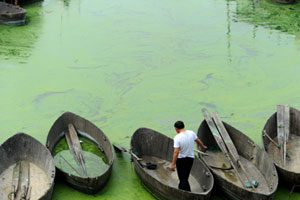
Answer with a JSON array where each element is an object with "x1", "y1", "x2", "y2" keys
[
  {"x1": 235, "y1": 0, "x2": 300, "y2": 35},
  {"x1": 2, "y1": 0, "x2": 300, "y2": 199},
  {"x1": 53, "y1": 132, "x2": 109, "y2": 177}
]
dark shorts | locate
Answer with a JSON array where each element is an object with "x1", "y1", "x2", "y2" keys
[{"x1": 176, "y1": 157, "x2": 194, "y2": 192}]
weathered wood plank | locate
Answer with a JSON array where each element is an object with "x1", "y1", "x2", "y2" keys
[
  {"x1": 277, "y1": 105, "x2": 285, "y2": 146},
  {"x1": 212, "y1": 112, "x2": 239, "y2": 163},
  {"x1": 20, "y1": 161, "x2": 30, "y2": 200},
  {"x1": 11, "y1": 161, "x2": 20, "y2": 200},
  {"x1": 284, "y1": 105, "x2": 290, "y2": 140},
  {"x1": 283, "y1": 105, "x2": 290, "y2": 167},
  {"x1": 277, "y1": 105, "x2": 286, "y2": 166},
  {"x1": 65, "y1": 129, "x2": 75, "y2": 155},
  {"x1": 212, "y1": 111, "x2": 256, "y2": 190},
  {"x1": 65, "y1": 124, "x2": 87, "y2": 176},
  {"x1": 68, "y1": 124, "x2": 87, "y2": 175},
  {"x1": 202, "y1": 109, "x2": 255, "y2": 189},
  {"x1": 202, "y1": 109, "x2": 228, "y2": 154}
]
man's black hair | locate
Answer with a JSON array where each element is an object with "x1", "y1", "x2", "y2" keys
[{"x1": 174, "y1": 121, "x2": 185, "y2": 129}]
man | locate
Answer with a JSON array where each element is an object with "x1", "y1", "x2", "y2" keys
[{"x1": 170, "y1": 121, "x2": 207, "y2": 192}]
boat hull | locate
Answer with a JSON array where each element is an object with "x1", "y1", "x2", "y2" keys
[
  {"x1": 46, "y1": 112, "x2": 114, "y2": 194},
  {"x1": 0, "y1": 133, "x2": 55, "y2": 200},
  {"x1": 131, "y1": 127, "x2": 214, "y2": 200},
  {"x1": 263, "y1": 107, "x2": 300, "y2": 186},
  {"x1": 273, "y1": 0, "x2": 295, "y2": 4},
  {"x1": 0, "y1": 2, "x2": 26, "y2": 26},
  {"x1": 198, "y1": 120, "x2": 278, "y2": 200}
]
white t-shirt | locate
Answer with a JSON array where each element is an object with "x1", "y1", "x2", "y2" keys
[{"x1": 173, "y1": 130, "x2": 197, "y2": 158}]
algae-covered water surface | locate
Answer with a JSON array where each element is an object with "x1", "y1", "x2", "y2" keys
[
  {"x1": 53, "y1": 132, "x2": 109, "y2": 177},
  {"x1": 1, "y1": 0, "x2": 300, "y2": 199}
]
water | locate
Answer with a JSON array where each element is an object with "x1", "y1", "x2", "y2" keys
[
  {"x1": 1, "y1": 0, "x2": 300, "y2": 199},
  {"x1": 53, "y1": 134, "x2": 109, "y2": 177}
]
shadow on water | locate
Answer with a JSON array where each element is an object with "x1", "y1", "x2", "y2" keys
[
  {"x1": 0, "y1": 1, "x2": 43, "y2": 63},
  {"x1": 234, "y1": 0, "x2": 300, "y2": 35}
]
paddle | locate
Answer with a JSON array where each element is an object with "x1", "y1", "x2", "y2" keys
[
  {"x1": 202, "y1": 109, "x2": 256, "y2": 190},
  {"x1": 212, "y1": 112, "x2": 256, "y2": 190},
  {"x1": 277, "y1": 104, "x2": 290, "y2": 167},
  {"x1": 65, "y1": 124, "x2": 87, "y2": 176},
  {"x1": 202, "y1": 109, "x2": 248, "y2": 187}
]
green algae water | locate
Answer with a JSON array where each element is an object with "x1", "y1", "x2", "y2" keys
[
  {"x1": 236, "y1": 0, "x2": 300, "y2": 35},
  {"x1": 53, "y1": 133, "x2": 108, "y2": 177},
  {"x1": 1, "y1": 0, "x2": 300, "y2": 198}
]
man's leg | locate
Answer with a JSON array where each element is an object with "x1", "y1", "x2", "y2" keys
[
  {"x1": 184, "y1": 157, "x2": 194, "y2": 191},
  {"x1": 176, "y1": 158, "x2": 193, "y2": 191},
  {"x1": 176, "y1": 158, "x2": 186, "y2": 190}
]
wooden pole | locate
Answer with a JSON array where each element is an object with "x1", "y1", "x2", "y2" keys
[
  {"x1": 238, "y1": 160, "x2": 256, "y2": 190},
  {"x1": 194, "y1": 149, "x2": 209, "y2": 156},
  {"x1": 113, "y1": 144, "x2": 142, "y2": 161},
  {"x1": 122, "y1": 147, "x2": 142, "y2": 161},
  {"x1": 263, "y1": 130, "x2": 280, "y2": 148}
]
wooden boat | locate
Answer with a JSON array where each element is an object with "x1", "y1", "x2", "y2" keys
[
  {"x1": 46, "y1": 112, "x2": 114, "y2": 194},
  {"x1": 263, "y1": 106, "x2": 300, "y2": 186},
  {"x1": 198, "y1": 110, "x2": 278, "y2": 200},
  {"x1": 0, "y1": 2, "x2": 26, "y2": 26},
  {"x1": 131, "y1": 127, "x2": 214, "y2": 200},
  {"x1": 0, "y1": 133, "x2": 55, "y2": 200}
]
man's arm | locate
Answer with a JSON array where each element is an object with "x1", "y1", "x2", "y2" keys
[
  {"x1": 171, "y1": 147, "x2": 180, "y2": 171},
  {"x1": 195, "y1": 138, "x2": 207, "y2": 150}
]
